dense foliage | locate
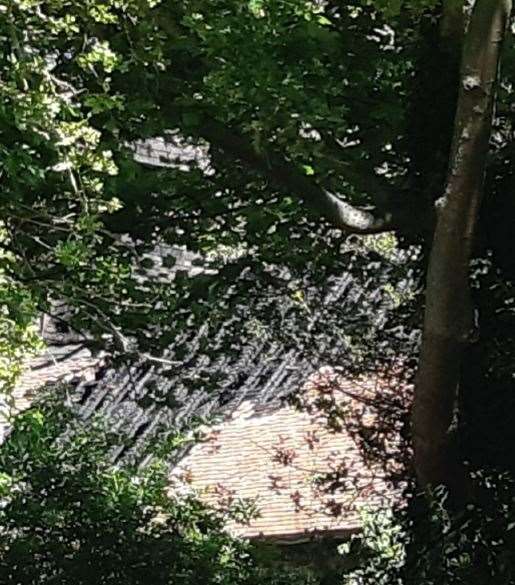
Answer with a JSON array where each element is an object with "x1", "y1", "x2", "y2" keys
[
  {"x1": 0, "y1": 0, "x2": 440, "y2": 386},
  {"x1": 340, "y1": 479, "x2": 515, "y2": 585},
  {"x1": 0, "y1": 396, "x2": 318, "y2": 585},
  {"x1": 0, "y1": 0, "x2": 426, "y2": 454}
]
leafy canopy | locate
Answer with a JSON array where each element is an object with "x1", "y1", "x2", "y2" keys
[{"x1": 0, "y1": 0, "x2": 431, "y2": 390}]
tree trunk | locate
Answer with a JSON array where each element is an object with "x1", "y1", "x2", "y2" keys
[{"x1": 412, "y1": 0, "x2": 512, "y2": 499}]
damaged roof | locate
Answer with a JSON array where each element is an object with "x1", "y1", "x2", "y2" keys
[{"x1": 6, "y1": 136, "x2": 412, "y2": 540}]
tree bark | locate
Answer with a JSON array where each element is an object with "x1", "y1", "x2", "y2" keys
[
  {"x1": 412, "y1": 0, "x2": 511, "y2": 498},
  {"x1": 440, "y1": 0, "x2": 465, "y2": 48}
]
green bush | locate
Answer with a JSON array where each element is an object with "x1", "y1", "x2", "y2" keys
[{"x1": 0, "y1": 397, "x2": 316, "y2": 585}]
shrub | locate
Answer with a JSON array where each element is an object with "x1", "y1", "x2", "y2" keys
[{"x1": 0, "y1": 396, "x2": 315, "y2": 585}]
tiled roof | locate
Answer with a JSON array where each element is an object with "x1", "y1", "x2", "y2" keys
[
  {"x1": 133, "y1": 133, "x2": 210, "y2": 172},
  {"x1": 0, "y1": 343, "x2": 98, "y2": 441},
  {"x1": 4, "y1": 137, "x2": 412, "y2": 539},
  {"x1": 172, "y1": 370, "x2": 404, "y2": 542},
  {"x1": 6, "y1": 342, "x2": 405, "y2": 542},
  {"x1": 4, "y1": 249, "x2": 407, "y2": 536}
]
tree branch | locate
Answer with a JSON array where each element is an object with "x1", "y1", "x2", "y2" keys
[{"x1": 198, "y1": 120, "x2": 398, "y2": 235}]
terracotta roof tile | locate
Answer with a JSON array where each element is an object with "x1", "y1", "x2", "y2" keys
[{"x1": 172, "y1": 371, "x2": 404, "y2": 540}]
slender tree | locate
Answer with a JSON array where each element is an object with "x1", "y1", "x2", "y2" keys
[{"x1": 412, "y1": 0, "x2": 512, "y2": 497}]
